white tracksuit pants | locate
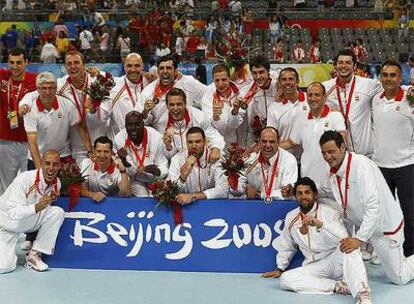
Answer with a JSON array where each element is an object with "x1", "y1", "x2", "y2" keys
[
  {"x1": 280, "y1": 247, "x2": 368, "y2": 298},
  {"x1": 0, "y1": 140, "x2": 28, "y2": 195},
  {"x1": 370, "y1": 230, "x2": 414, "y2": 285},
  {"x1": 0, "y1": 206, "x2": 65, "y2": 274}
]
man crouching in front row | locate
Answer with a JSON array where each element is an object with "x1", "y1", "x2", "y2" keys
[
  {"x1": 0, "y1": 149, "x2": 65, "y2": 273},
  {"x1": 262, "y1": 177, "x2": 372, "y2": 304}
]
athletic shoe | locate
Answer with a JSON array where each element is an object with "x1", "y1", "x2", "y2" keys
[
  {"x1": 25, "y1": 250, "x2": 49, "y2": 272},
  {"x1": 361, "y1": 242, "x2": 373, "y2": 261},
  {"x1": 20, "y1": 240, "x2": 32, "y2": 251},
  {"x1": 356, "y1": 289, "x2": 372, "y2": 304},
  {"x1": 334, "y1": 281, "x2": 351, "y2": 295}
]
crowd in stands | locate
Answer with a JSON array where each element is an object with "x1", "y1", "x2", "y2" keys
[{"x1": 0, "y1": 0, "x2": 412, "y2": 65}]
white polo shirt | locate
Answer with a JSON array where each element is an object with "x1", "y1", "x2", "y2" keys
[
  {"x1": 23, "y1": 95, "x2": 81, "y2": 159},
  {"x1": 267, "y1": 91, "x2": 309, "y2": 140},
  {"x1": 372, "y1": 88, "x2": 414, "y2": 168},
  {"x1": 136, "y1": 75, "x2": 207, "y2": 127},
  {"x1": 100, "y1": 75, "x2": 150, "y2": 140},
  {"x1": 81, "y1": 158, "x2": 122, "y2": 195},
  {"x1": 267, "y1": 91, "x2": 309, "y2": 160},
  {"x1": 201, "y1": 83, "x2": 248, "y2": 148},
  {"x1": 323, "y1": 75, "x2": 382, "y2": 156},
  {"x1": 290, "y1": 105, "x2": 346, "y2": 185}
]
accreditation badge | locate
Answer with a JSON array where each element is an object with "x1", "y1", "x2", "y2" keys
[{"x1": 8, "y1": 111, "x2": 18, "y2": 129}]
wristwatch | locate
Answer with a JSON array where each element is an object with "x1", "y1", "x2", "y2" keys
[{"x1": 191, "y1": 193, "x2": 197, "y2": 202}]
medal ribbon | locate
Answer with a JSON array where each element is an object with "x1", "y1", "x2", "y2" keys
[
  {"x1": 260, "y1": 152, "x2": 279, "y2": 198},
  {"x1": 166, "y1": 110, "x2": 191, "y2": 150},
  {"x1": 243, "y1": 82, "x2": 258, "y2": 105},
  {"x1": 7, "y1": 77, "x2": 24, "y2": 114},
  {"x1": 197, "y1": 149, "x2": 209, "y2": 192},
  {"x1": 336, "y1": 76, "x2": 356, "y2": 124},
  {"x1": 125, "y1": 128, "x2": 148, "y2": 168},
  {"x1": 68, "y1": 74, "x2": 88, "y2": 120},
  {"x1": 124, "y1": 77, "x2": 143, "y2": 108},
  {"x1": 335, "y1": 153, "x2": 353, "y2": 216}
]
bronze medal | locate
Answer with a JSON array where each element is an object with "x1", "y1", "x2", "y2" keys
[
  {"x1": 299, "y1": 224, "x2": 308, "y2": 235},
  {"x1": 264, "y1": 196, "x2": 273, "y2": 204}
]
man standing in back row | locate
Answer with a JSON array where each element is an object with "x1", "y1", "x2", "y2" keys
[
  {"x1": 323, "y1": 49, "x2": 382, "y2": 157},
  {"x1": 372, "y1": 60, "x2": 414, "y2": 257},
  {"x1": 0, "y1": 48, "x2": 37, "y2": 194}
]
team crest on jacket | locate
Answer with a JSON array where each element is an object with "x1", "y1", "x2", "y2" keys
[{"x1": 57, "y1": 112, "x2": 63, "y2": 119}]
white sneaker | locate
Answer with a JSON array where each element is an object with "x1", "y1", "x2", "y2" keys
[
  {"x1": 356, "y1": 289, "x2": 372, "y2": 304},
  {"x1": 25, "y1": 250, "x2": 49, "y2": 272},
  {"x1": 334, "y1": 281, "x2": 351, "y2": 295},
  {"x1": 20, "y1": 240, "x2": 33, "y2": 251},
  {"x1": 370, "y1": 255, "x2": 381, "y2": 265}
]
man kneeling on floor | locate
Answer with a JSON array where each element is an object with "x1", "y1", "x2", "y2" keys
[
  {"x1": 262, "y1": 177, "x2": 372, "y2": 304},
  {"x1": 0, "y1": 149, "x2": 65, "y2": 273}
]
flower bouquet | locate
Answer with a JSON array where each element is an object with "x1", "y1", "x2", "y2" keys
[
  {"x1": 84, "y1": 72, "x2": 115, "y2": 109},
  {"x1": 147, "y1": 178, "x2": 183, "y2": 225},
  {"x1": 58, "y1": 157, "x2": 85, "y2": 211},
  {"x1": 221, "y1": 143, "x2": 248, "y2": 191},
  {"x1": 217, "y1": 34, "x2": 248, "y2": 70}
]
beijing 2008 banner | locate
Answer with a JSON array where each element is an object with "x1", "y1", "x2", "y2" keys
[{"x1": 46, "y1": 198, "x2": 303, "y2": 273}]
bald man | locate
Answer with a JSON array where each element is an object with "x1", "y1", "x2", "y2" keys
[
  {"x1": 96, "y1": 53, "x2": 152, "y2": 140},
  {"x1": 0, "y1": 149, "x2": 65, "y2": 273},
  {"x1": 232, "y1": 127, "x2": 298, "y2": 201}
]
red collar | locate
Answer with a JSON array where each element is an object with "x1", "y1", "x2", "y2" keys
[
  {"x1": 93, "y1": 161, "x2": 116, "y2": 174},
  {"x1": 330, "y1": 166, "x2": 339, "y2": 174},
  {"x1": 380, "y1": 87, "x2": 404, "y2": 101},
  {"x1": 36, "y1": 96, "x2": 59, "y2": 111},
  {"x1": 307, "y1": 105, "x2": 330, "y2": 119},
  {"x1": 281, "y1": 90, "x2": 305, "y2": 104}
]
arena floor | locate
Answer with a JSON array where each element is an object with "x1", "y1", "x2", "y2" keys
[{"x1": 1, "y1": 260, "x2": 413, "y2": 304}]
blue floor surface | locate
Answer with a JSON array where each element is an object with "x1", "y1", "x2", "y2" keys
[{"x1": 1, "y1": 263, "x2": 413, "y2": 304}]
